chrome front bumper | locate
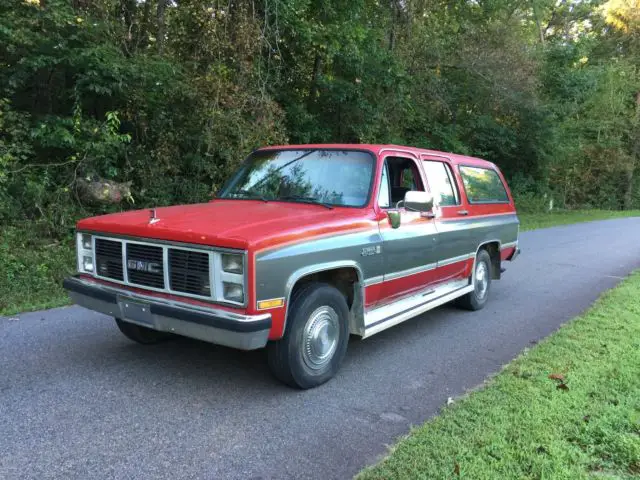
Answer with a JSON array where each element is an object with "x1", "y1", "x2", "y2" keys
[{"x1": 63, "y1": 276, "x2": 271, "y2": 350}]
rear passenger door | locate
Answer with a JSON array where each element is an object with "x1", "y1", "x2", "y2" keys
[{"x1": 421, "y1": 157, "x2": 472, "y2": 282}]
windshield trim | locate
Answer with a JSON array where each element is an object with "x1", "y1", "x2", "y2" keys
[{"x1": 216, "y1": 147, "x2": 378, "y2": 209}]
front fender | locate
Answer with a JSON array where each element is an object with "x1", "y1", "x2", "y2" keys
[{"x1": 254, "y1": 229, "x2": 383, "y2": 337}]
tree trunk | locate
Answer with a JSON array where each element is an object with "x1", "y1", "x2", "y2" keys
[
  {"x1": 136, "y1": 0, "x2": 152, "y2": 52},
  {"x1": 532, "y1": 0, "x2": 545, "y2": 44},
  {"x1": 625, "y1": 91, "x2": 640, "y2": 210},
  {"x1": 156, "y1": 0, "x2": 169, "y2": 55},
  {"x1": 308, "y1": 53, "x2": 323, "y2": 107}
]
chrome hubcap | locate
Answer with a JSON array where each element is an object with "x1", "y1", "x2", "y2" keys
[
  {"x1": 475, "y1": 261, "x2": 489, "y2": 299},
  {"x1": 302, "y1": 306, "x2": 339, "y2": 370}
]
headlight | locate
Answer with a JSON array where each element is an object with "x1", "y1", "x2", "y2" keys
[
  {"x1": 214, "y1": 251, "x2": 245, "y2": 304},
  {"x1": 223, "y1": 282, "x2": 244, "y2": 303},
  {"x1": 76, "y1": 232, "x2": 94, "y2": 274},
  {"x1": 221, "y1": 253, "x2": 243, "y2": 274},
  {"x1": 81, "y1": 233, "x2": 92, "y2": 250},
  {"x1": 83, "y1": 255, "x2": 94, "y2": 272}
]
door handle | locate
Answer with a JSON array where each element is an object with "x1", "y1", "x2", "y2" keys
[{"x1": 457, "y1": 210, "x2": 469, "y2": 216}]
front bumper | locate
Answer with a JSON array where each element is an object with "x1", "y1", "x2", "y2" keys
[{"x1": 63, "y1": 276, "x2": 271, "y2": 350}]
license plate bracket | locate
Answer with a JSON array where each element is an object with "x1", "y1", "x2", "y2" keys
[{"x1": 118, "y1": 298, "x2": 154, "y2": 327}]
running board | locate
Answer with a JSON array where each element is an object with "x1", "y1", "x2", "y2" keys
[{"x1": 362, "y1": 280, "x2": 473, "y2": 338}]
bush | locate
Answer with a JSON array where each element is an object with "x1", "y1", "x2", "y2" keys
[{"x1": 0, "y1": 226, "x2": 75, "y2": 315}]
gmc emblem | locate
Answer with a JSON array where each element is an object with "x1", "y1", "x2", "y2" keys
[{"x1": 127, "y1": 259, "x2": 162, "y2": 274}]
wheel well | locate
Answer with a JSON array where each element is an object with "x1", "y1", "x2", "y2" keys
[
  {"x1": 288, "y1": 267, "x2": 365, "y2": 335},
  {"x1": 290, "y1": 267, "x2": 359, "y2": 308},
  {"x1": 478, "y1": 242, "x2": 501, "y2": 280}
]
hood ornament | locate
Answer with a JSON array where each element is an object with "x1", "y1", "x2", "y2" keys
[{"x1": 149, "y1": 208, "x2": 160, "y2": 225}]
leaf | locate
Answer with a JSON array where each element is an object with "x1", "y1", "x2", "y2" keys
[{"x1": 548, "y1": 373, "x2": 565, "y2": 381}]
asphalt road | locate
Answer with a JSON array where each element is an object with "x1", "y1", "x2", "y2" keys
[{"x1": 2, "y1": 218, "x2": 640, "y2": 480}]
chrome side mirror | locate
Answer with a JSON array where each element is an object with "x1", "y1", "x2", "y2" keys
[{"x1": 404, "y1": 191, "x2": 434, "y2": 212}]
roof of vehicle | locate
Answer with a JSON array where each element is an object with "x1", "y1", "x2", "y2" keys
[{"x1": 258, "y1": 144, "x2": 497, "y2": 168}]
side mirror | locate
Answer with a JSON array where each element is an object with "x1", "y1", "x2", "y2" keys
[
  {"x1": 404, "y1": 191, "x2": 434, "y2": 212},
  {"x1": 387, "y1": 210, "x2": 401, "y2": 229}
]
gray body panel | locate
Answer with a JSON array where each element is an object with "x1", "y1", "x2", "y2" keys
[
  {"x1": 255, "y1": 228, "x2": 384, "y2": 302},
  {"x1": 378, "y1": 213, "x2": 439, "y2": 279},
  {"x1": 435, "y1": 213, "x2": 519, "y2": 261},
  {"x1": 255, "y1": 213, "x2": 519, "y2": 300},
  {"x1": 254, "y1": 211, "x2": 519, "y2": 336}
]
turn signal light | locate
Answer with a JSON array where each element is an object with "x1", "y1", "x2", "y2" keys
[{"x1": 257, "y1": 298, "x2": 284, "y2": 310}]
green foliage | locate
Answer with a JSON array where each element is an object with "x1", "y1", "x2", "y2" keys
[
  {"x1": 0, "y1": 0, "x2": 638, "y2": 238},
  {"x1": 359, "y1": 269, "x2": 640, "y2": 479},
  {"x1": 0, "y1": 226, "x2": 75, "y2": 315}
]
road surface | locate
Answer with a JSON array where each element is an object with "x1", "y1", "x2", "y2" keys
[{"x1": 2, "y1": 218, "x2": 639, "y2": 479}]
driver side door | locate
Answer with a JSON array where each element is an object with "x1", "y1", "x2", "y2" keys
[{"x1": 377, "y1": 154, "x2": 440, "y2": 305}]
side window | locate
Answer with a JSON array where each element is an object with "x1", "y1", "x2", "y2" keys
[
  {"x1": 400, "y1": 168, "x2": 417, "y2": 189},
  {"x1": 385, "y1": 157, "x2": 425, "y2": 206},
  {"x1": 423, "y1": 161, "x2": 459, "y2": 206},
  {"x1": 378, "y1": 162, "x2": 391, "y2": 208},
  {"x1": 459, "y1": 166, "x2": 509, "y2": 204}
]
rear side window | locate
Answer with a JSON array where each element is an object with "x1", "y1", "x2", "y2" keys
[
  {"x1": 423, "y1": 161, "x2": 459, "y2": 206},
  {"x1": 459, "y1": 166, "x2": 509, "y2": 204}
]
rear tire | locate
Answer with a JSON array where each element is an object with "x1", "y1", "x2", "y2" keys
[
  {"x1": 115, "y1": 318, "x2": 172, "y2": 344},
  {"x1": 267, "y1": 283, "x2": 350, "y2": 389},
  {"x1": 457, "y1": 249, "x2": 492, "y2": 311}
]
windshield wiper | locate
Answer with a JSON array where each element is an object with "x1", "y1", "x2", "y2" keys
[
  {"x1": 278, "y1": 195, "x2": 334, "y2": 209},
  {"x1": 226, "y1": 189, "x2": 268, "y2": 202}
]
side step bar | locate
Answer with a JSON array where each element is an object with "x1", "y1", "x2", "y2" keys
[{"x1": 362, "y1": 279, "x2": 473, "y2": 338}]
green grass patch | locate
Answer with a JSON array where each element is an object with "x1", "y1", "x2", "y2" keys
[
  {"x1": 358, "y1": 271, "x2": 640, "y2": 480},
  {"x1": 519, "y1": 209, "x2": 640, "y2": 231},
  {"x1": 0, "y1": 227, "x2": 75, "y2": 316}
]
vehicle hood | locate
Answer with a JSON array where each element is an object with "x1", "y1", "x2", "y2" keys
[{"x1": 77, "y1": 200, "x2": 376, "y2": 250}]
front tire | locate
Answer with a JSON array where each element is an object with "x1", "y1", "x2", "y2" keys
[
  {"x1": 115, "y1": 318, "x2": 172, "y2": 344},
  {"x1": 267, "y1": 283, "x2": 350, "y2": 389},
  {"x1": 457, "y1": 249, "x2": 492, "y2": 311}
]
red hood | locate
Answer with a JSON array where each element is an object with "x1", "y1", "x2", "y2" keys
[{"x1": 77, "y1": 200, "x2": 377, "y2": 251}]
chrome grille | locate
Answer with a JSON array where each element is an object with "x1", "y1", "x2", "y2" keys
[
  {"x1": 169, "y1": 249, "x2": 210, "y2": 296},
  {"x1": 95, "y1": 239, "x2": 124, "y2": 280},
  {"x1": 126, "y1": 243, "x2": 165, "y2": 289},
  {"x1": 88, "y1": 235, "x2": 245, "y2": 305}
]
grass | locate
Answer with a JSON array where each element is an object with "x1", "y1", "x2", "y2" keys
[
  {"x1": 0, "y1": 227, "x2": 75, "y2": 316},
  {"x1": 358, "y1": 271, "x2": 640, "y2": 480},
  {"x1": 1, "y1": 209, "x2": 639, "y2": 316},
  {"x1": 518, "y1": 209, "x2": 640, "y2": 231}
]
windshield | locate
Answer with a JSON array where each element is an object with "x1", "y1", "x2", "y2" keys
[{"x1": 218, "y1": 149, "x2": 375, "y2": 207}]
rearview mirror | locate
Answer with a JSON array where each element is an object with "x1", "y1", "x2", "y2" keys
[{"x1": 404, "y1": 191, "x2": 434, "y2": 212}]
